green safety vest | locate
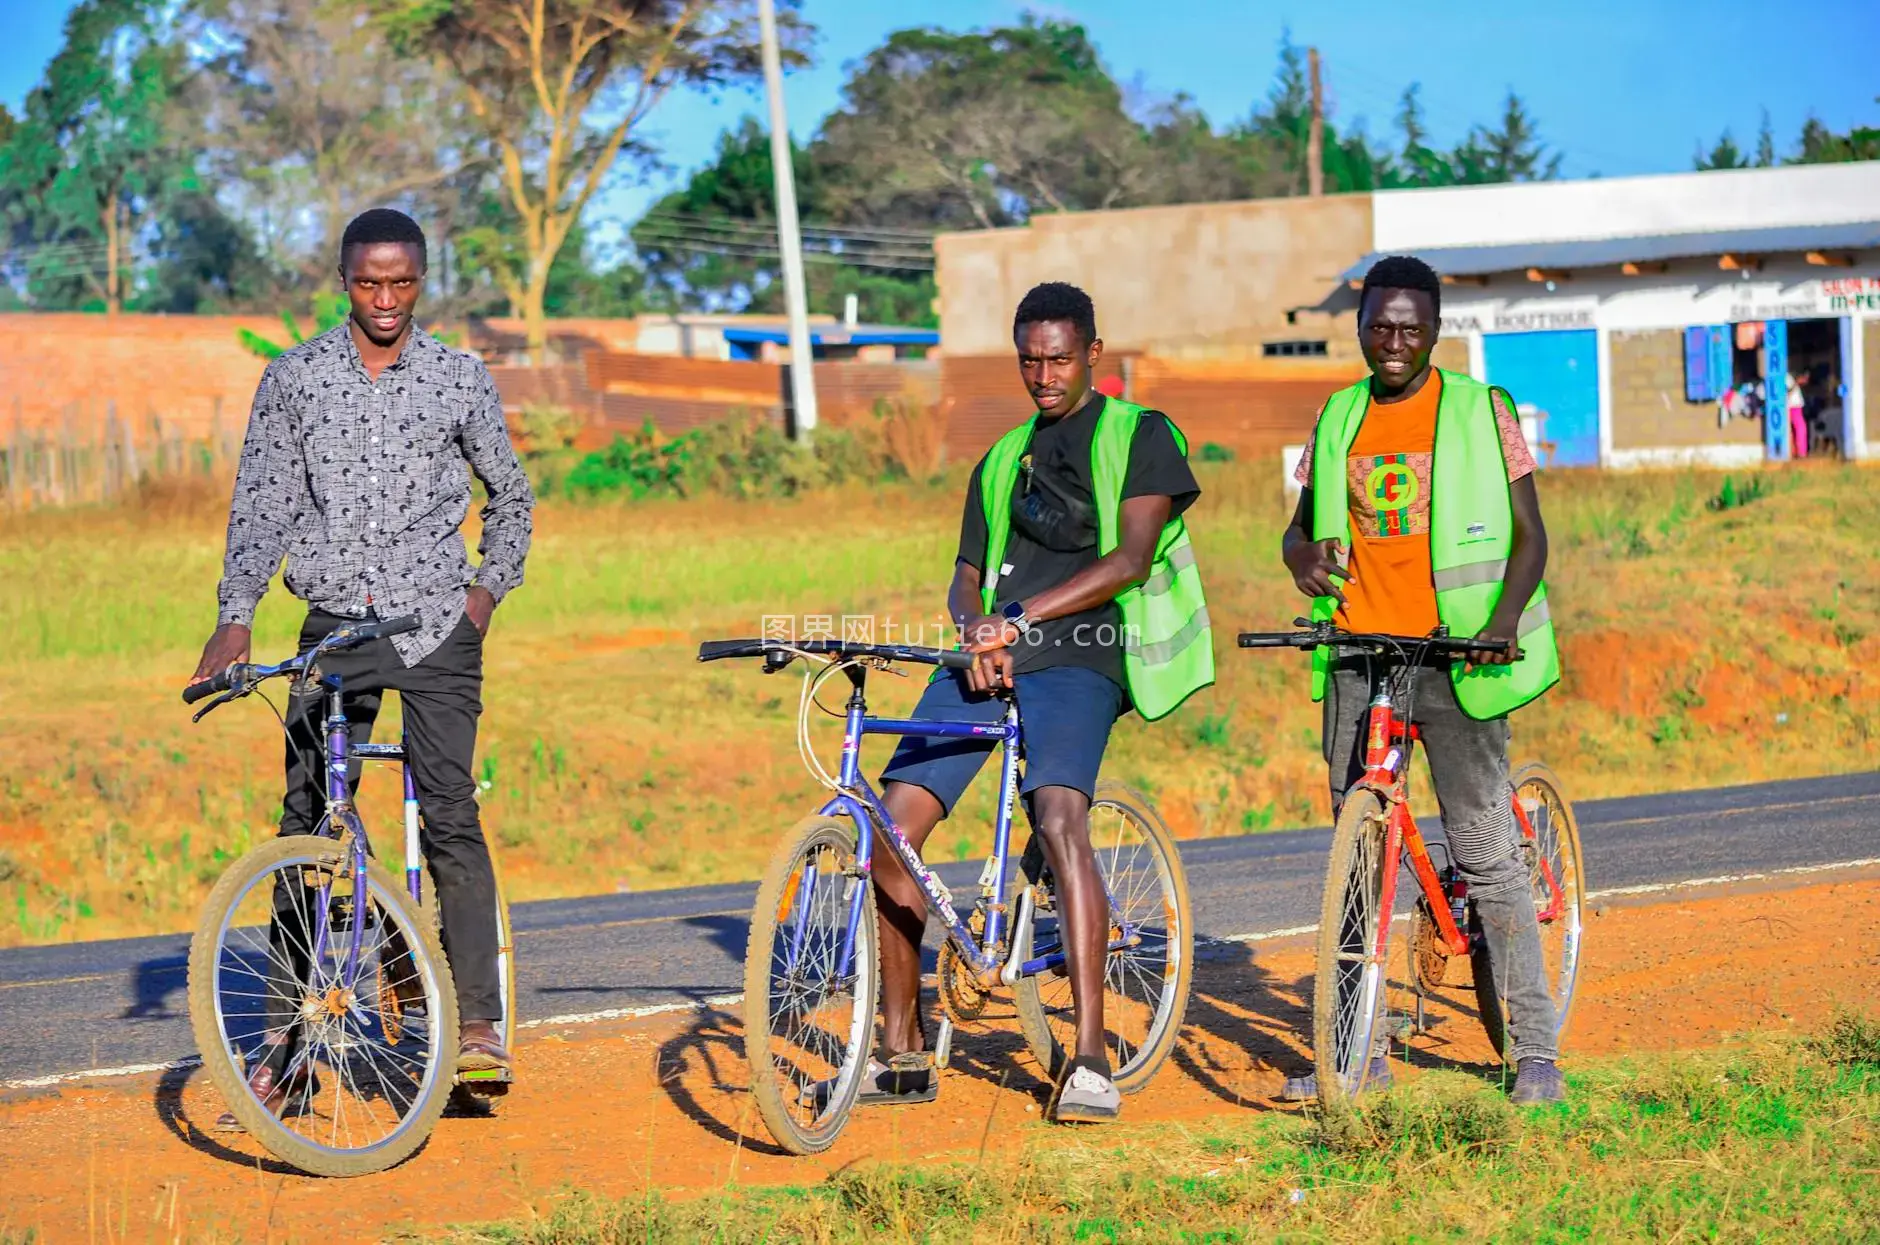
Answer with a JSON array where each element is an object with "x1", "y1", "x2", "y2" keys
[
  {"x1": 978, "y1": 398, "x2": 1214, "y2": 721},
  {"x1": 1308, "y1": 368, "x2": 1560, "y2": 721}
]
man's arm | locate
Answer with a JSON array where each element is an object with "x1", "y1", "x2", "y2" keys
[
  {"x1": 462, "y1": 363, "x2": 536, "y2": 633},
  {"x1": 1282, "y1": 486, "x2": 1351, "y2": 605},
  {"x1": 192, "y1": 363, "x2": 303, "y2": 682},
  {"x1": 1467, "y1": 474, "x2": 1547, "y2": 667},
  {"x1": 1015, "y1": 493, "x2": 1169, "y2": 622}
]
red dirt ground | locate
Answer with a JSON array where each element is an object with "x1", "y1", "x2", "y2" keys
[{"x1": 3, "y1": 872, "x2": 1876, "y2": 1243}]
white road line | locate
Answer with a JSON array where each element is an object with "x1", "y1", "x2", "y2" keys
[
  {"x1": 3, "y1": 1055, "x2": 201, "y2": 1091},
  {"x1": 8, "y1": 855, "x2": 1877, "y2": 1093}
]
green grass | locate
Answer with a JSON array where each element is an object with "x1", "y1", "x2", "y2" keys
[
  {"x1": 1, "y1": 461, "x2": 1877, "y2": 944},
  {"x1": 424, "y1": 1022, "x2": 1880, "y2": 1243}
]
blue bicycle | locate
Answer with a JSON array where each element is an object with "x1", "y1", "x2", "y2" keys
[
  {"x1": 699, "y1": 637, "x2": 1194, "y2": 1155},
  {"x1": 181, "y1": 616, "x2": 518, "y2": 1177}
]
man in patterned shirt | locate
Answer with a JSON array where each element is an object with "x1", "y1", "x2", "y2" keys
[
  {"x1": 1281, "y1": 255, "x2": 1565, "y2": 1105},
  {"x1": 189, "y1": 209, "x2": 534, "y2": 1119}
]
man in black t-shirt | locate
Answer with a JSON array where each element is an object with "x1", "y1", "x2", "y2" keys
[{"x1": 865, "y1": 283, "x2": 1199, "y2": 1123}]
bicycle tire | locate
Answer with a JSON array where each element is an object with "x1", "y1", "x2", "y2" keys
[
  {"x1": 1473, "y1": 762, "x2": 1587, "y2": 1064},
  {"x1": 1313, "y1": 788, "x2": 1393, "y2": 1112},
  {"x1": 1012, "y1": 781, "x2": 1194, "y2": 1095},
  {"x1": 188, "y1": 834, "x2": 459, "y2": 1177},
  {"x1": 743, "y1": 815, "x2": 879, "y2": 1156}
]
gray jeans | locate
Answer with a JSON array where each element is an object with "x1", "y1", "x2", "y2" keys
[{"x1": 1324, "y1": 661, "x2": 1559, "y2": 1063}]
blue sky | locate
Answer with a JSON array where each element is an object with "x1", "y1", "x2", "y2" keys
[{"x1": 4, "y1": 0, "x2": 1878, "y2": 248}]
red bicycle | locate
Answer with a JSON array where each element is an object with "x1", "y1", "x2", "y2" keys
[{"x1": 1239, "y1": 620, "x2": 1586, "y2": 1110}]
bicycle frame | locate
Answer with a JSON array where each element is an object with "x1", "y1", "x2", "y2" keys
[
  {"x1": 300, "y1": 673, "x2": 426, "y2": 996},
  {"x1": 1356, "y1": 677, "x2": 1570, "y2": 967},
  {"x1": 803, "y1": 673, "x2": 1137, "y2": 988}
]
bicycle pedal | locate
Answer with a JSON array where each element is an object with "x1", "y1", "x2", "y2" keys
[{"x1": 455, "y1": 1066, "x2": 513, "y2": 1097}]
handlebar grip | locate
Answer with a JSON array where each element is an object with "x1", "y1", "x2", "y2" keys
[
  {"x1": 1236, "y1": 633, "x2": 1312, "y2": 649},
  {"x1": 938, "y1": 648, "x2": 977, "y2": 670},
  {"x1": 375, "y1": 614, "x2": 421, "y2": 639},
  {"x1": 182, "y1": 664, "x2": 244, "y2": 704}
]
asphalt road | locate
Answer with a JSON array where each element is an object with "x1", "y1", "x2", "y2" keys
[{"x1": 3, "y1": 771, "x2": 1875, "y2": 1087}]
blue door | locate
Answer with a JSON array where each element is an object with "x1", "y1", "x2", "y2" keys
[{"x1": 1482, "y1": 330, "x2": 1601, "y2": 467}]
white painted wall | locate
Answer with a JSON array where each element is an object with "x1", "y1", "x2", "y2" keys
[
  {"x1": 1439, "y1": 266, "x2": 1880, "y2": 336},
  {"x1": 1374, "y1": 162, "x2": 1880, "y2": 252}
]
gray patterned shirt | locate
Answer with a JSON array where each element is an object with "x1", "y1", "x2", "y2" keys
[{"x1": 216, "y1": 323, "x2": 535, "y2": 666}]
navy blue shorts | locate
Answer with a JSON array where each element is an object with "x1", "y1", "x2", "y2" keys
[{"x1": 878, "y1": 665, "x2": 1124, "y2": 817}]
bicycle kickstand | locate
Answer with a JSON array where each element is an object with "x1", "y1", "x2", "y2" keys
[{"x1": 934, "y1": 1016, "x2": 955, "y2": 1070}]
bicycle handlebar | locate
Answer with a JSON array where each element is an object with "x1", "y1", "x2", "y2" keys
[
  {"x1": 180, "y1": 614, "x2": 422, "y2": 705},
  {"x1": 697, "y1": 637, "x2": 977, "y2": 670},
  {"x1": 1236, "y1": 619, "x2": 1519, "y2": 659}
]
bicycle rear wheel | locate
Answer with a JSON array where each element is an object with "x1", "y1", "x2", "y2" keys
[
  {"x1": 1473, "y1": 762, "x2": 1587, "y2": 1063},
  {"x1": 1013, "y1": 781, "x2": 1194, "y2": 1094},
  {"x1": 743, "y1": 815, "x2": 879, "y2": 1155},
  {"x1": 1313, "y1": 789, "x2": 1394, "y2": 1112},
  {"x1": 188, "y1": 834, "x2": 458, "y2": 1177}
]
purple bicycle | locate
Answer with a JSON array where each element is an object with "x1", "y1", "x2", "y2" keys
[
  {"x1": 700, "y1": 636, "x2": 1194, "y2": 1155},
  {"x1": 180, "y1": 615, "x2": 517, "y2": 1176}
]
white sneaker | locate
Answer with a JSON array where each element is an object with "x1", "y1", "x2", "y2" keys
[{"x1": 1052, "y1": 1060, "x2": 1121, "y2": 1122}]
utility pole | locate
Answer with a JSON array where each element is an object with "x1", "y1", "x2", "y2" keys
[
  {"x1": 758, "y1": 0, "x2": 818, "y2": 439},
  {"x1": 1307, "y1": 47, "x2": 1325, "y2": 198}
]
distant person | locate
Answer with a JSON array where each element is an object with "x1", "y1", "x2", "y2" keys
[
  {"x1": 1786, "y1": 371, "x2": 1808, "y2": 459},
  {"x1": 845, "y1": 282, "x2": 1211, "y2": 1122},
  {"x1": 1281, "y1": 254, "x2": 1565, "y2": 1105},
  {"x1": 188, "y1": 208, "x2": 535, "y2": 1125}
]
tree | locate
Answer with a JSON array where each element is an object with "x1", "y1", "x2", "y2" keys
[
  {"x1": 1790, "y1": 100, "x2": 1880, "y2": 164},
  {"x1": 1695, "y1": 129, "x2": 1750, "y2": 171},
  {"x1": 192, "y1": 0, "x2": 487, "y2": 284},
  {"x1": 0, "y1": 0, "x2": 186, "y2": 313},
  {"x1": 1460, "y1": 91, "x2": 1561, "y2": 182},
  {"x1": 378, "y1": 0, "x2": 804, "y2": 360},
  {"x1": 813, "y1": 18, "x2": 1152, "y2": 230},
  {"x1": 630, "y1": 115, "x2": 933, "y2": 323}
]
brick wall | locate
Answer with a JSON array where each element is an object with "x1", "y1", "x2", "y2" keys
[
  {"x1": 1609, "y1": 328, "x2": 1761, "y2": 450},
  {"x1": 0, "y1": 313, "x2": 278, "y2": 438}
]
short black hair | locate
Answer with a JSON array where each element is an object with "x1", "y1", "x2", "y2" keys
[
  {"x1": 340, "y1": 208, "x2": 427, "y2": 269},
  {"x1": 1014, "y1": 281, "x2": 1097, "y2": 346},
  {"x1": 1360, "y1": 254, "x2": 1441, "y2": 320}
]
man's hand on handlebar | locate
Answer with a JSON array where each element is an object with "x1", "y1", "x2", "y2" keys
[
  {"x1": 190, "y1": 623, "x2": 251, "y2": 687},
  {"x1": 1284, "y1": 537, "x2": 1353, "y2": 606},
  {"x1": 959, "y1": 613, "x2": 1018, "y2": 692},
  {"x1": 1465, "y1": 619, "x2": 1521, "y2": 671}
]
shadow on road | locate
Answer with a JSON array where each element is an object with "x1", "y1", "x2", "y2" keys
[
  {"x1": 651, "y1": 999, "x2": 792, "y2": 1158},
  {"x1": 1170, "y1": 943, "x2": 1316, "y2": 1109},
  {"x1": 121, "y1": 955, "x2": 189, "y2": 1021},
  {"x1": 151, "y1": 1061, "x2": 309, "y2": 1176}
]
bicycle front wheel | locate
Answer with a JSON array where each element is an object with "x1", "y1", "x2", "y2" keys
[
  {"x1": 188, "y1": 834, "x2": 458, "y2": 1177},
  {"x1": 1313, "y1": 789, "x2": 1394, "y2": 1112},
  {"x1": 1013, "y1": 781, "x2": 1194, "y2": 1094},
  {"x1": 1473, "y1": 762, "x2": 1587, "y2": 1062},
  {"x1": 743, "y1": 816, "x2": 879, "y2": 1155}
]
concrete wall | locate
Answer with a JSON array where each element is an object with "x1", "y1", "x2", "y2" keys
[
  {"x1": 935, "y1": 194, "x2": 1373, "y2": 362},
  {"x1": 1608, "y1": 328, "x2": 1761, "y2": 451}
]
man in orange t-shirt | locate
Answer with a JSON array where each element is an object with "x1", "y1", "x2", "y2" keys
[{"x1": 1280, "y1": 255, "x2": 1563, "y2": 1108}]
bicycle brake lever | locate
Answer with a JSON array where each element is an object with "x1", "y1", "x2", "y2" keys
[{"x1": 191, "y1": 686, "x2": 245, "y2": 724}]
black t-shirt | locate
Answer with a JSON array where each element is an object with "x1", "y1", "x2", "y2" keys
[{"x1": 957, "y1": 395, "x2": 1201, "y2": 688}]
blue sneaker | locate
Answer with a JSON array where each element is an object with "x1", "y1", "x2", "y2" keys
[{"x1": 1281, "y1": 1056, "x2": 1393, "y2": 1102}]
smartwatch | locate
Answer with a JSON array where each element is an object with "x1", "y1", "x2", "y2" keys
[{"x1": 1000, "y1": 599, "x2": 1032, "y2": 636}]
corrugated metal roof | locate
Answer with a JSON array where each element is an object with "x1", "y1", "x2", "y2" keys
[
  {"x1": 722, "y1": 324, "x2": 940, "y2": 346},
  {"x1": 1340, "y1": 220, "x2": 1880, "y2": 281}
]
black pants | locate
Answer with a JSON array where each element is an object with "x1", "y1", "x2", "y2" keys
[{"x1": 276, "y1": 608, "x2": 501, "y2": 1023}]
